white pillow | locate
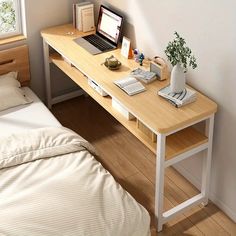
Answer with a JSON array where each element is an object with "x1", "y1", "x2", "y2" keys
[
  {"x1": 0, "y1": 86, "x2": 33, "y2": 111},
  {"x1": 0, "y1": 71, "x2": 20, "y2": 88}
]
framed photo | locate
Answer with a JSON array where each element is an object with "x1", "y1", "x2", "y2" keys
[{"x1": 121, "y1": 36, "x2": 132, "y2": 59}]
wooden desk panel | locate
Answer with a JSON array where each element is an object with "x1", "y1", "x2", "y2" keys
[{"x1": 41, "y1": 24, "x2": 217, "y2": 134}]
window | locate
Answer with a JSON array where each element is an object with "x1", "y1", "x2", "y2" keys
[{"x1": 0, "y1": 0, "x2": 22, "y2": 39}]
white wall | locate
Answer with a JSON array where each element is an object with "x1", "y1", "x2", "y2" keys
[
  {"x1": 25, "y1": 0, "x2": 83, "y2": 100},
  {"x1": 89, "y1": 0, "x2": 236, "y2": 221},
  {"x1": 0, "y1": 0, "x2": 79, "y2": 100}
]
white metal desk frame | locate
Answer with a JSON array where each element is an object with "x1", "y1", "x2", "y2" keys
[
  {"x1": 155, "y1": 115, "x2": 214, "y2": 231},
  {"x1": 42, "y1": 38, "x2": 215, "y2": 232},
  {"x1": 43, "y1": 40, "x2": 84, "y2": 109}
]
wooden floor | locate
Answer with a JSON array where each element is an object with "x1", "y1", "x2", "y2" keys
[{"x1": 52, "y1": 96, "x2": 236, "y2": 236}]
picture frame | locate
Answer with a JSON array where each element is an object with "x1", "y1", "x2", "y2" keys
[{"x1": 121, "y1": 36, "x2": 132, "y2": 59}]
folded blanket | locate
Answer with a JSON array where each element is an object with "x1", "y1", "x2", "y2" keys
[{"x1": 0, "y1": 126, "x2": 96, "y2": 169}]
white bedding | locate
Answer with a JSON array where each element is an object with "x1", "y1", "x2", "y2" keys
[
  {"x1": 0, "y1": 127, "x2": 150, "y2": 236},
  {"x1": 0, "y1": 87, "x2": 61, "y2": 137}
]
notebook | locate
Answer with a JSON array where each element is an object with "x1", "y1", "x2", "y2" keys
[{"x1": 74, "y1": 5, "x2": 123, "y2": 55}]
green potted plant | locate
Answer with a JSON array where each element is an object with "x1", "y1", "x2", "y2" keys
[{"x1": 165, "y1": 32, "x2": 197, "y2": 93}]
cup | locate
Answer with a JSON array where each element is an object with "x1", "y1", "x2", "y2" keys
[{"x1": 106, "y1": 56, "x2": 119, "y2": 68}]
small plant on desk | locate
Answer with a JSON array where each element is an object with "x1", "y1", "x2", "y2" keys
[
  {"x1": 165, "y1": 32, "x2": 197, "y2": 93},
  {"x1": 165, "y1": 32, "x2": 197, "y2": 72}
]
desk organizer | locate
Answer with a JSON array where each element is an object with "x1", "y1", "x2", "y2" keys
[
  {"x1": 137, "y1": 120, "x2": 156, "y2": 142},
  {"x1": 112, "y1": 98, "x2": 135, "y2": 120}
]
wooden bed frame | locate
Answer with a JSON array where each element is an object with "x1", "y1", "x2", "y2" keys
[{"x1": 0, "y1": 45, "x2": 30, "y2": 86}]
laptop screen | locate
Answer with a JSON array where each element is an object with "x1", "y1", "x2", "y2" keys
[{"x1": 97, "y1": 5, "x2": 123, "y2": 46}]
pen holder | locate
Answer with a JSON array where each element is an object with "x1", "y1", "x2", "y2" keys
[{"x1": 150, "y1": 56, "x2": 169, "y2": 81}]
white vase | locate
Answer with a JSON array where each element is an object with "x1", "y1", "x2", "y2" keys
[{"x1": 170, "y1": 63, "x2": 186, "y2": 93}]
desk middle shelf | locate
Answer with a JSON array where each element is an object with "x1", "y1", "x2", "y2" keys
[{"x1": 50, "y1": 53, "x2": 208, "y2": 162}]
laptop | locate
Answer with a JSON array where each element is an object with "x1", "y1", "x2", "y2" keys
[{"x1": 74, "y1": 5, "x2": 123, "y2": 55}]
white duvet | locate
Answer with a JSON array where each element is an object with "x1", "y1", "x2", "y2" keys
[{"x1": 0, "y1": 127, "x2": 150, "y2": 236}]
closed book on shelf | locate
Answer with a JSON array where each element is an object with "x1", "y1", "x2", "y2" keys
[
  {"x1": 81, "y1": 6, "x2": 95, "y2": 32},
  {"x1": 75, "y1": 2, "x2": 94, "y2": 31},
  {"x1": 72, "y1": 4, "x2": 77, "y2": 28}
]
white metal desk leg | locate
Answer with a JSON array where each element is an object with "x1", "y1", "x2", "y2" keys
[
  {"x1": 155, "y1": 133, "x2": 166, "y2": 232},
  {"x1": 201, "y1": 115, "x2": 215, "y2": 205},
  {"x1": 43, "y1": 39, "x2": 52, "y2": 109}
]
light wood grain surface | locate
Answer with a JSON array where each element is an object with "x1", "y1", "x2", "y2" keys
[
  {"x1": 0, "y1": 45, "x2": 30, "y2": 86},
  {"x1": 41, "y1": 24, "x2": 217, "y2": 134},
  {"x1": 0, "y1": 35, "x2": 26, "y2": 46}
]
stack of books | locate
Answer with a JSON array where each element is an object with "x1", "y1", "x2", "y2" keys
[{"x1": 158, "y1": 85, "x2": 197, "y2": 107}]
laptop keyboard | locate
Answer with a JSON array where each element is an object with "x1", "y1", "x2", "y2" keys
[{"x1": 83, "y1": 34, "x2": 114, "y2": 51}]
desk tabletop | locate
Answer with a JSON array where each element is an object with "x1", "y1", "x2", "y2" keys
[{"x1": 41, "y1": 24, "x2": 217, "y2": 134}]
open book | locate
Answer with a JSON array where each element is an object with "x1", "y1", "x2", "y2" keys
[{"x1": 114, "y1": 77, "x2": 146, "y2": 96}]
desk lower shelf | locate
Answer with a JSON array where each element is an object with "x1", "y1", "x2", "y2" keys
[{"x1": 50, "y1": 53, "x2": 208, "y2": 161}]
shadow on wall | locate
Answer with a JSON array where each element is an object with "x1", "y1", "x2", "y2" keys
[
  {"x1": 105, "y1": 2, "x2": 138, "y2": 48},
  {"x1": 122, "y1": 22, "x2": 137, "y2": 49},
  {"x1": 24, "y1": 0, "x2": 78, "y2": 101},
  {"x1": 93, "y1": 0, "x2": 166, "y2": 57}
]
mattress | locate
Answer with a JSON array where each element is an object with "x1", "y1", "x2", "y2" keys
[
  {"x1": 0, "y1": 87, "x2": 61, "y2": 137},
  {"x1": 0, "y1": 127, "x2": 150, "y2": 236}
]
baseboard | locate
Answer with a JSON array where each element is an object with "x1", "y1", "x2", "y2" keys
[
  {"x1": 174, "y1": 164, "x2": 236, "y2": 223},
  {"x1": 51, "y1": 89, "x2": 84, "y2": 105},
  {"x1": 210, "y1": 194, "x2": 236, "y2": 222}
]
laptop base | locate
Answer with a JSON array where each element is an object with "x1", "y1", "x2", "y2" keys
[{"x1": 74, "y1": 37, "x2": 116, "y2": 55}]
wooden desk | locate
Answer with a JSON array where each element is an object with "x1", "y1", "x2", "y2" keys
[{"x1": 41, "y1": 24, "x2": 217, "y2": 232}]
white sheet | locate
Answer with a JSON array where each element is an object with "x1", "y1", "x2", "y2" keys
[
  {"x1": 0, "y1": 87, "x2": 61, "y2": 137},
  {"x1": 0, "y1": 127, "x2": 150, "y2": 236}
]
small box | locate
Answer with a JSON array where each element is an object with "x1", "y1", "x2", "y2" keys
[
  {"x1": 88, "y1": 78, "x2": 108, "y2": 96},
  {"x1": 112, "y1": 98, "x2": 135, "y2": 120},
  {"x1": 62, "y1": 56, "x2": 73, "y2": 66},
  {"x1": 150, "y1": 57, "x2": 169, "y2": 81},
  {"x1": 137, "y1": 120, "x2": 157, "y2": 142}
]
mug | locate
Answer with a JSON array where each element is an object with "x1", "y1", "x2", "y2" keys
[{"x1": 106, "y1": 56, "x2": 119, "y2": 68}]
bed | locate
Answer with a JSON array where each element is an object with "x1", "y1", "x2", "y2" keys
[
  {"x1": 0, "y1": 45, "x2": 151, "y2": 236},
  {"x1": 0, "y1": 87, "x2": 61, "y2": 137}
]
